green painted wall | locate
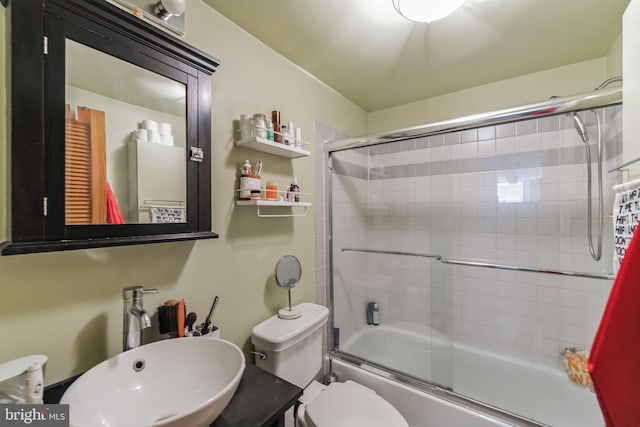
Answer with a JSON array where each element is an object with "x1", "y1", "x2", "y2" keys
[
  {"x1": 366, "y1": 58, "x2": 609, "y2": 134},
  {"x1": 0, "y1": 2, "x2": 366, "y2": 384}
]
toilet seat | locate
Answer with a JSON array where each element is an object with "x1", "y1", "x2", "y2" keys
[{"x1": 304, "y1": 381, "x2": 409, "y2": 427}]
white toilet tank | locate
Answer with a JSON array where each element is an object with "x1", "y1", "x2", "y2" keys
[{"x1": 251, "y1": 303, "x2": 329, "y2": 388}]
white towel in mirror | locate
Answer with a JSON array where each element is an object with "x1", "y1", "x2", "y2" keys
[{"x1": 150, "y1": 207, "x2": 185, "y2": 223}]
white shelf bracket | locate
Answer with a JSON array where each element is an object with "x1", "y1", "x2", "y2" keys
[{"x1": 256, "y1": 204, "x2": 309, "y2": 218}]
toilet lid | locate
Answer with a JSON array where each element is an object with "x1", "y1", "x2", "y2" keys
[{"x1": 305, "y1": 381, "x2": 409, "y2": 427}]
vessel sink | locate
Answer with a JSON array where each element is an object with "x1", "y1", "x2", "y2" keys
[{"x1": 60, "y1": 337, "x2": 245, "y2": 427}]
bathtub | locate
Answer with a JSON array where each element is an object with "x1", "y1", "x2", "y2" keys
[{"x1": 337, "y1": 325, "x2": 603, "y2": 427}]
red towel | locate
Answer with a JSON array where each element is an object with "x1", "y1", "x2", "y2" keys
[
  {"x1": 589, "y1": 226, "x2": 640, "y2": 426},
  {"x1": 106, "y1": 182, "x2": 124, "y2": 224}
]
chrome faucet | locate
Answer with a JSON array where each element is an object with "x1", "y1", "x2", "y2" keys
[{"x1": 123, "y1": 286, "x2": 158, "y2": 351}]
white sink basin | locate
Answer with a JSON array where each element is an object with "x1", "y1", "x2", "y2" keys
[{"x1": 61, "y1": 337, "x2": 245, "y2": 427}]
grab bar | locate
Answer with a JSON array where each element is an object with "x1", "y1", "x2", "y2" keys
[
  {"x1": 441, "y1": 258, "x2": 614, "y2": 280},
  {"x1": 341, "y1": 248, "x2": 442, "y2": 260},
  {"x1": 340, "y1": 248, "x2": 615, "y2": 280},
  {"x1": 608, "y1": 155, "x2": 640, "y2": 173}
]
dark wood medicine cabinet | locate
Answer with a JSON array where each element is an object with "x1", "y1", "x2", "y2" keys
[{"x1": 2, "y1": 0, "x2": 220, "y2": 255}]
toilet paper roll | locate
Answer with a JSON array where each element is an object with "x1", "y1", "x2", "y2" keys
[
  {"x1": 132, "y1": 129, "x2": 148, "y2": 141},
  {"x1": 160, "y1": 134, "x2": 175, "y2": 146},
  {"x1": 148, "y1": 129, "x2": 161, "y2": 144},
  {"x1": 158, "y1": 122, "x2": 172, "y2": 136},
  {"x1": 142, "y1": 119, "x2": 159, "y2": 131}
]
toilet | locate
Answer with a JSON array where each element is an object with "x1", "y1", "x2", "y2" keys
[{"x1": 251, "y1": 303, "x2": 409, "y2": 427}]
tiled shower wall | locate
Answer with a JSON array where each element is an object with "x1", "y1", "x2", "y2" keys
[{"x1": 325, "y1": 105, "x2": 622, "y2": 370}]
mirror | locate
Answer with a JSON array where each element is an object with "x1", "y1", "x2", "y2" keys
[
  {"x1": 275, "y1": 255, "x2": 302, "y2": 319},
  {"x1": 3, "y1": 0, "x2": 220, "y2": 255},
  {"x1": 65, "y1": 39, "x2": 187, "y2": 225}
]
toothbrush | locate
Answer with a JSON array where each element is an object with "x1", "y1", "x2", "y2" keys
[{"x1": 202, "y1": 296, "x2": 219, "y2": 335}]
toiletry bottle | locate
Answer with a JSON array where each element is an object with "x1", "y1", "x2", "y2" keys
[
  {"x1": 295, "y1": 127, "x2": 302, "y2": 148},
  {"x1": 290, "y1": 177, "x2": 300, "y2": 202},
  {"x1": 372, "y1": 303, "x2": 380, "y2": 326},
  {"x1": 271, "y1": 110, "x2": 281, "y2": 143},
  {"x1": 281, "y1": 124, "x2": 289, "y2": 145},
  {"x1": 253, "y1": 113, "x2": 267, "y2": 139},
  {"x1": 267, "y1": 119, "x2": 274, "y2": 141},
  {"x1": 242, "y1": 159, "x2": 252, "y2": 176},
  {"x1": 287, "y1": 121, "x2": 295, "y2": 146},
  {"x1": 286, "y1": 184, "x2": 293, "y2": 202},
  {"x1": 266, "y1": 182, "x2": 278, "y2": 200}
]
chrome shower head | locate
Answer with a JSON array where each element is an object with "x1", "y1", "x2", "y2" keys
[{"x1": 569, "y1": 112, "x2": 589, "y2": 143}]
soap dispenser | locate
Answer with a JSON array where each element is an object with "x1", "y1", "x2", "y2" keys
[
  {"x1": 372, "y1": 303, "x2": 380, "y2": 326},
  {"x1": 367, "y1": 302, "x2": 380, "y2": 326},
  {"x1": 0, "y1": 355, "x2": 47, "y2": 404}
]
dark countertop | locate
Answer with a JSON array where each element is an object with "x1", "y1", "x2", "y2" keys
[
  {"x1": 212, "y1": 364, "x2": 301, "y2": 427},
  {"x1": 45, "y1": 363, "x2": 302, "y2": 427}
]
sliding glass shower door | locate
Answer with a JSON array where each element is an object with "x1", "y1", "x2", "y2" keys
[
  {"x1": 330, "y1": 142, "x2": 454, "y2": 389},
  {"x1": 329, "y1": 105, "x2": 622, "y2": 427}
]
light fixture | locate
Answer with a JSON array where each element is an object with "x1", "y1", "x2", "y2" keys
[
  {"x1": 153, "y1": 0, "x2": 185, "y2": 21},
  {"x1": 392, "y1": 0, "x2": 469, "y2": 23}
]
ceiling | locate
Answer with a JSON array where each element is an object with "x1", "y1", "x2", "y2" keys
[{"x1": 203, "y1": 0, "x2": 630, "y2": 112}]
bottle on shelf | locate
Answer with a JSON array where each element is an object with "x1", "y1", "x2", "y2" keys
[
  {"x1": 271, "y1": 110, "x2": 281, "y2": 143},
  {"x1": 281, "y1": 124, "x2": 289, "y2": 145},
  {"x1": 287, "y1": 121, "x2": 294, "y2": 147},
  {"x1": 289, "y1": 177, "x2": 300, "y2": 202},
  {"x1": 295, "y1": 127, "x2": 302, "y2": 148},
  {"x1": 266, "y1": 181, "x2": 278, "y2": 200},
  {"x1": 266, "y1": 119, "x2": 274, "y2": 141},
  {"x1": 253, "y1": 113, "x2": 267, "y2": 139},
  {"x1": 242, "y1": 159, "x2": 252, "y2": 176}
]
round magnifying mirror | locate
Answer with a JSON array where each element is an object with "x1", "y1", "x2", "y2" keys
[
  {"x1": 275, "y1": 255, "x2": 302, "y2": 319},
  {"x1": 275, "y1": 255, "x2": 301, "y2": 289}
]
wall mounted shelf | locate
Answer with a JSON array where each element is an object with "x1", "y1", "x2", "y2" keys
[
  {"x1": 235, "y1": 136, "x2": 310, "y2": 159},
  {"x1": 236, "y1": 200, "x2": 311, "y2": 217}
]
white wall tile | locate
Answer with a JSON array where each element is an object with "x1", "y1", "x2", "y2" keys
[
  {"x1": 324, "y1": 109, "x2": 620, "y2": 384},
  {"x1": 478, "y1": 139, "x2": 496, "y2": 157},
  {"x1": 478, "y1": 126, "x2": 496, "y2": 141}
]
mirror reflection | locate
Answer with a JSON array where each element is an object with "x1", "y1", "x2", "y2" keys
[{"x1": 64, "y1": 39, "x2": 187, "y2": 225}]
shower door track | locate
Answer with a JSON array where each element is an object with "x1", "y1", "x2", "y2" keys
[
  {"x1": 341, "y1": 247, "x2": 615, "y2": 280},
  {"x1": 341, "y1": 247, "x2": 442, "y2": 260},
  {"x1": 329, "y1": 350, "x2": 546, "y2": 427}
]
